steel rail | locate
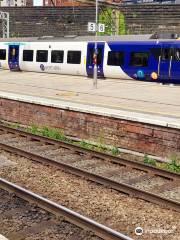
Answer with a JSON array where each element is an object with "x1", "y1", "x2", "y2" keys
[
  {"x1": 0, "y1": 141, "x2": 179, "y2": 212},
  {"x1": 0, "y1": 178, "x2": 133, "y2": 240},
  {"x1": 0, "y1": 124, "x2": 179, "y2": 180}
]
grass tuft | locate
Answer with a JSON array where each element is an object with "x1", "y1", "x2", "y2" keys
[
  {"x1": 144, "y1": 154, "x2": 180, "y2": 173},
  {"x1": 143, "y1": 154, "x2": 156, "y2": 166},
  {"x1": 111, "y1": 147, "x2": 120, "y2": 156}
]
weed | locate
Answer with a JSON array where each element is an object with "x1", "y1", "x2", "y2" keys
[
  {"x1": 143, "y1": 154, "x2": 156, "y2": 166},
  {"x1": 111, "y1": 147, "x2": 120, "y2": 156},
  {"x1": 41, "y1": 126, "x2": 67, "y2": 141},
  {"x1": 79, "y1": 140, "x2": 94, "y2": 150},
  {"x1": 166, "y1": 159, "x2": 180, "y2": 173},
  {"x1": 9, "y1": 122, "x2": 20, "y2": 129},
  {"x1": 6, "y1": 122, "x2": 122, "y2": 158},
  {"x1": 143, "y1": 154, "x2": 180, "y2": 173},
  {"x1": 27, "y1": 124, "x2": 39, "y2": 134}
]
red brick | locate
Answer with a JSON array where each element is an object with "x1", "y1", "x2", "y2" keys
[{"x1": 0, "y1": 98, "x2": 180, "y2": 157}]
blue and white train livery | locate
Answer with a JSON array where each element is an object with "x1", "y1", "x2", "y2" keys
[{"x1": 0, "y1": 35, "x2": 180, "y2": 83}]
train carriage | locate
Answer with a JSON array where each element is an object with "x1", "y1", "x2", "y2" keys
[{"x1": 0, "y1": 35, "x2": 180, "y2": 83}]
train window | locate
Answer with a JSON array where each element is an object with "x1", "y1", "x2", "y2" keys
[
  {"x1": 161, "y1": 48, "x2": 171, "y2": 61},
  {"x1": 130, "y1": 52, "x2": 149, "y2": 67},
  {"x1": 67, "y1": 51, "x2": 81, "y2": 64},
  {"x1": 174, "y1": 49, "x2": 180, "y2": 61},
  {"x1": 36, "y1": 50, "x2": 48, "y2": 62},
  {"x1": 51, "y1": 50, "x2": 64, "y2": 63},
  {"x1": 150, "y1": 48, "x2": 161, "y2": 59},
  {"x1": 107, "y1": 51, "x2": 124, "y2": 66},
  {"x1": 88, "y1": 48, "x2": 103, "y2": 65},
  {"x1": 23, "y1": 50, "x2": 33, "y2": 62},
  {"x1": 0, "y1": 49, "x2": 6, "y2": 60}
]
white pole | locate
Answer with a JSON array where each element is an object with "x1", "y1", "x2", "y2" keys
[
  {"x1": 93, "y1": 0, "x2": 98, "y2": 89},
  {"x1": 6, "y1": 12, "x2": 9, "y2": 38}
]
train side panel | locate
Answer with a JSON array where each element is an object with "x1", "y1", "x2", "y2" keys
[
  {"x1": 1, "y1": 38, "x2": 180, "y2": 83},
  {"x1": 19, "y1": 41, "x2": 87, "y2": 76},
  {"x1": 0, "y1": 42, "x2": 9, "y2": 70},
  {"x1": 103, "y1": 42, "x2": 132, "y2": 80},
  {"x1": 104, "y1": 41, "x2": 160, "y2": 81}
]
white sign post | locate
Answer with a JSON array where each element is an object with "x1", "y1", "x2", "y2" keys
[{"x1": 88, "y1": 20, "x2": 105, "y2": 89}]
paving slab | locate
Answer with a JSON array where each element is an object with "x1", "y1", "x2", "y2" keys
[
  {"x1": 0, "y1": 70, "x2": 180, "y2": 129},
  {"x1": 0, "y1": 235, "x2": 8, "y2": 240}
]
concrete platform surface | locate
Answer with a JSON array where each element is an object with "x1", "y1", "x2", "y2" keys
[
  {"x1": 0, "y1": 235, "x2": 8, "y2": 240},
  {"x1": 0, "y1": 70, "x2": 180, "y2": 129}
]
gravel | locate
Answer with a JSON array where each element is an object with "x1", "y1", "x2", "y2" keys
[
  {"x1": 160, "y1": 186, "x2": 180, "y2": 202},
  {"x1": 110, "y1": 168, "x2": 145, "y2": 182},
  {"x1": 0, "y1": 189, "x2": 101, "y2": 240},
  {"x1": 0, "y1": 150, "x2": 179, "y2": 240},
  {"x1": 132, "y1": 176, "x2": 170, "y2": 191}
]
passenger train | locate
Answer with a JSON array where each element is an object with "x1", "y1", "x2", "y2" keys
[{"x1": 0, "y1": 35, "x2": 180, "y2": 83}]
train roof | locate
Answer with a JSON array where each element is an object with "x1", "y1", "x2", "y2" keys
[{"x1": 0, "y1": 34, "x2": 179, "y2": 43}]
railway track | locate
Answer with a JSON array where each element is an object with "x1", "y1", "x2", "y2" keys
[
  {"x1": 0, "y1": 178, "x2": 131, "y2": 240},
  {"x1": 0, "y1": 124, "x2": 179, "y2": 212}
]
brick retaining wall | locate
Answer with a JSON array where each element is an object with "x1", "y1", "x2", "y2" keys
[
  {"x1": 0, "y1": 6, "x2": 96, "y2": 37},
  {"x1": 0, "y1": 5, "x2": 180, "y2": 37},
  {"x1": 0, "y1": 98, "x2": 179, "y2": 158}
]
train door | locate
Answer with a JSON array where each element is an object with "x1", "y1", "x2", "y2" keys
[
  {"x1": 8, "y1": 44, "x2": 20, "y2": 70},
  {"x1": 86, "y1": 42, "x2": 105, "y2": 77},
  {"x1": 169, "y1": 47, "x2": 180, "y2": 81},
  {"x1": 158, "y1": 45, "x2": 173, "y2": 81}
]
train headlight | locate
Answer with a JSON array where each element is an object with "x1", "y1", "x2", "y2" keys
[{"x1": 151, "y1": 72, "x2": 158, "y2": 80}]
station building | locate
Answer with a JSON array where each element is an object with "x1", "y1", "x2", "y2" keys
[
  {"x1": 0, "y1": 0, "x2": 33, "y2": 6},
  {"x1": 42, "y1": 0, "x2": 120, "y2": 6},
  {"x1": 43, "y1": 0, "x2": 83, "y2": 6}
]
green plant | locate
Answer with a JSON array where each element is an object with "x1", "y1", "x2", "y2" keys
[
  {"x1": 9, "y1": 122, "x2": 20, "y2": 129},
  {"x1": 119, "y1": 13, "x2": 126, "y2": 35},
  {"x1": 143, "y1": 154, "x2": 156, "y2": 166},
  {"x1": 79, "y1": 140, "x2": 94, "y2": 150},
  {"x1": 111, "y1": 147, "x2": 120, "y2": 156},
  {"x1": 27, "y1": 124, "x2": 39, "y2": 134},
  {"x1": 170, "y1": 154, "x2": 180, "y2": 166},
  {"x1": 95, "y1": 143, "x2": 107, "y2": 152},
  {"x1": 143, "y1": 154, "x2": 180, "y2": 173},
  {"x1": 166, "y1": 159, "x2": 180, "y2": 173},
  {"x1": 6, "y1": 122, "x2": 123, "y2": 158},
  {"x1": 98, "y1": 7, "x2": 113, "y2": 36},
  {"x1": 26, "y1": 125, "x2": 68, "y2": 142},
  {"x1": 99, "y1": 8, "x2": 126, "y2": 35},
  {"x1": 41, "y1": 126, "x2": 67, "y2": 141}
]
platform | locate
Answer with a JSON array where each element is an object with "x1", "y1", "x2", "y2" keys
[
  {"x1": 0, "y1": 235, "x2": 8, "y2": 240},
  {"x1": 0, "y1": 70, "x2": 180, "y2": 128},
  {"x1": 0, "y1": 70, "x2": 180, "y2": 157}
]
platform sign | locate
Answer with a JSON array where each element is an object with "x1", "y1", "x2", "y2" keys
[
  {"x1": 98, "y1": 24, "x2": 105, "y2": 33},
  {"x1": 88, "y1": 22, "x2": 105, "y2": 33},
  {"x1": 88, "y1": 22, "x2": 96, "y2": 32}
]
